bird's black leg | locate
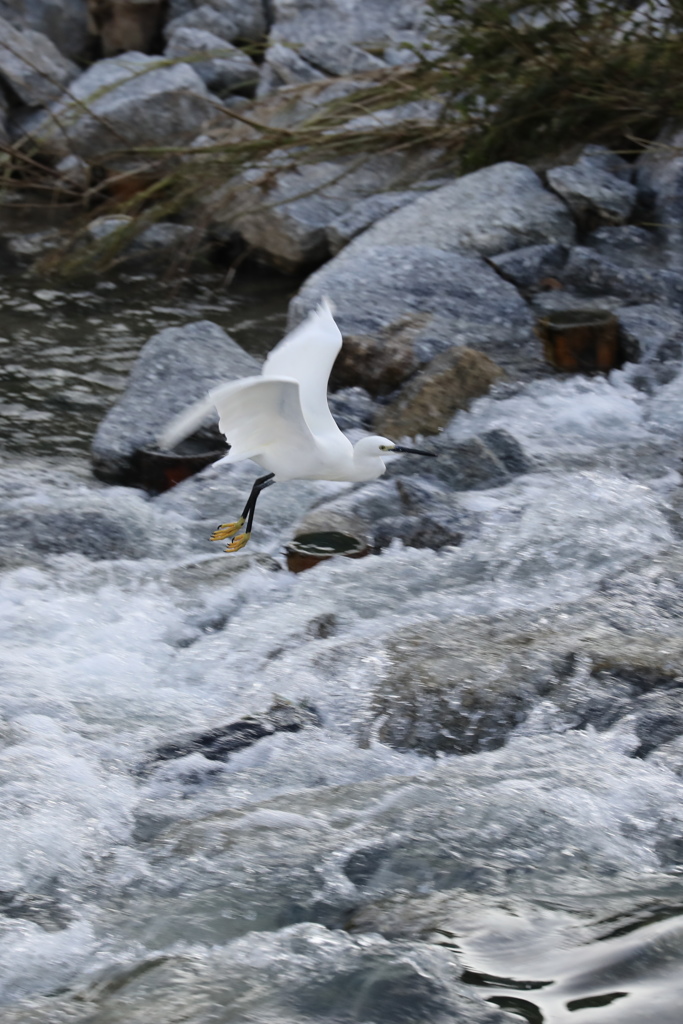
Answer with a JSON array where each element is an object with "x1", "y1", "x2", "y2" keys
[{"x1": 210, "y1": 473, "x2": 275, "y2": 551}]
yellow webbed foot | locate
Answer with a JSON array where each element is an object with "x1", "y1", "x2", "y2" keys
[
  {"x1": 224, "y1": 532, "x2": 251, "y2": 553},
  {"x1": 210, "y1": 517, "x2": 245, "y2": 541}
]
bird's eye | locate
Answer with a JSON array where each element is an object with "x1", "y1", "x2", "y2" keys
[{"x1": 379, "y1": 444, "x2": 391, "y2": 451}]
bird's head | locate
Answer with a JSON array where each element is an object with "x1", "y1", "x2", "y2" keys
[{"x1": 353, "y1": 435, "x2": 436, "y2": 460}]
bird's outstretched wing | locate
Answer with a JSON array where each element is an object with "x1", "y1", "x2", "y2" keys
[
  {"x1": 209, "y1": 376, "x2": 319, "y2": 467},
  {"x1": 262, "y1": 298, "x2": 342, "y2": 438}
]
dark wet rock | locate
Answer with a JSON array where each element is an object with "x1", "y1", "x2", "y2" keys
[
  {"x1": 375, "y1": 346, "x2": 505, "y2": 439},
  {"x1": 164, "y1": 0, "x2": 267, "y2": 43},
  {"x1": 327, "y1": 385, "x2": 375, "y2": 431},
  {"x1": 479, "y1": 428, "x2": 534, "y2": 476},
  {"x1": 148, "y1": 700, "x2": 322, "y2": 768},
  {"x1": 634, "y1": 690, "x2": 683, "y2": 757},
  {"x1": 0, "y1": 16, "x2": 78, "y2": 106},
  {"x1": 91, "y1": 320, "x2": 259, "y2": 486},
  {"x1": 489, "y1": 242, "x2": 568, "y2": 291},
  {"x1": 386, "y1": 434, "x2": 516, "y2": 492},
  {"x1": 616, "y1": 303, "x2": 683, "y2": 362},
  {"x1": 165, "y1": 27, "x2": 258, "y2": 95},
  {"x1": 560, "y1": 246, "x2": 683, "y2": 309},
  {"x1": 26, "y1": 52, "x2": 218, "y2": 168},
  {"x1": 340, "y1": 161, "x2": 576, "y2": 258},
  {"x1": 586, "y1": 224, "x2": 664, "y2": 269},
  {"x1": 326, "y1": 190, "x2": 423, "y2": 255},
  {"x1": 546, "y1": 145, "x2": 636, "y2": 226},
  {"x1": 373, "y1": 510, "x2": 464, "y2": 551},
  {"x1": 294, "y1": 474, "x2": 477, "y2": 555},
  {"x1": 292, "y1": 246, "x2": 535, "y2": 380}
]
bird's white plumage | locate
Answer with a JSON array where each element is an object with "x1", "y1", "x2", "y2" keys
[
  {"x1": 262, "y1": 298, "x2": 342, "y2": 439},
  {"x1": 157, "y1": 299, "x2": 423, "y2": 487}
]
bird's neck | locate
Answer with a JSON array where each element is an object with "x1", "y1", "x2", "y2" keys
[{"x1": 350, "y1": 452, "x2": 386, "y2": 483}]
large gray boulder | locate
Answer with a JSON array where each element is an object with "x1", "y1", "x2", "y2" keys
[
  {"x1": 165, "y1": 26, "x2": 258, "y2": 95},
  {"x1": 91, "y1": 320, "x2": 259, "y2": 484},
  {"x1": 0, "y1": 0, "x2": 89, "y2": 61},
  {"x1": 214, "y1": 147, "x2": 443, "y2": 271},
  {"x1": 0, "y1": 15, "x2": 78, "y2": 106},
  {"x1": 290, "y1": 245, "x2": 536, "y2": 377},
  {"x1": 26, "y1": 51, "x2": 218, "y2": 167},
  {"x1": 339, "y1": 161, "x2": 576, "y2": 259}
]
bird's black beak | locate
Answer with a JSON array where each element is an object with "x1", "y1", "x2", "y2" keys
[{"x1": 391, "y1": 446, "x2": 436, "y2": 457}]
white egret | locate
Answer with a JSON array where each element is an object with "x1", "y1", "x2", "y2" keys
[{"x1": 158, "y1": 299, "x2": 435, "y2": 551}]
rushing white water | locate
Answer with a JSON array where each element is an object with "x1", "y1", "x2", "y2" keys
[{"x1": 2, "y1": 278, "x2": 683, "y2": 1022}]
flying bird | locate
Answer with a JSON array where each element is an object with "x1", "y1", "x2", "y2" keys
[{"x1": 159, "y1": 299, "x2": 435, "y2": 551}]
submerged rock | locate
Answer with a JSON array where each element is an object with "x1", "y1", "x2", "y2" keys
[
  {"x1": 148, "y1": 700, "x2": 322, "y2": 768},
  {"x1": 91, "y1": 320, "x2": 259, "y2": 486}
]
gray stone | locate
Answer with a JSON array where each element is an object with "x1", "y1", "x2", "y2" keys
[
  {"x1": 326, "y1": 190, "x2": 423, "y2": 254},
  {"x1": 299, "y1": 40, "x2": 387, "y2": 77},
  {"x1": 164, "y1": 0, "x2": 267, "y2": 42},
  {"x1": 27, "y1": 51, "x2": 218, "y2": 167},
  {"x1": 489, "y1": 242, "x2": 568, "y2": 290},
  {"x1": 268, "y1": 0, "x2": 429, "y2": 49},
  {"x1": 339, "y1": 161, "x2": 576, "y2": 259},
  {"x1": 617, "y1": 303, "x2": 683, "y2": 362},
  {"x1": 165, "y1": 26, "x2": 258, "y2": 95},
  {"x1": 547, "y1": 151, "x2": 637, "y2": 225},
  {"x1": 577, "y1": 143, "x2": 634, "y2": 182},
  {"x1": 256, "y1": 42, "x2": 326, "y2": 97},
  {"x1": 375, "y1": 346, "x2": 505, "y2": 439},
  {"x1": 91, "y1": 320, "x2": 260, "y2": 484},
  {"x1": 215, "y1": 147, "x2": 443, "y2": 271},
  {"x1": 561, "y1": 246, "x2": 683, "y2": 308},
  {"x1": 0, "y1": 0, "x2": 89, "y2": 62},
  {"x1": 0, "y1": 16, "x2": 78, "y2": 106},
  {"x1": 290, "y1": 245, "x2": 535, "y2": 377},
  {"x1": 586, "y1": 224, "x2": 664, "y2": 269}
]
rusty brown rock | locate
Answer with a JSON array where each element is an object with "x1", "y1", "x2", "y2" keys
[{"x1": 374, "y1": 346, "x2": 505, "y2": 438}]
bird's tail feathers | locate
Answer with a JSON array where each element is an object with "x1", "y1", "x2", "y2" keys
[
  {"x1": 318, "y1": 295, "x2": 335, "y2": 316},
  {"x1": 158, "y1": 394, "x2": 216, "y2": 450}
]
